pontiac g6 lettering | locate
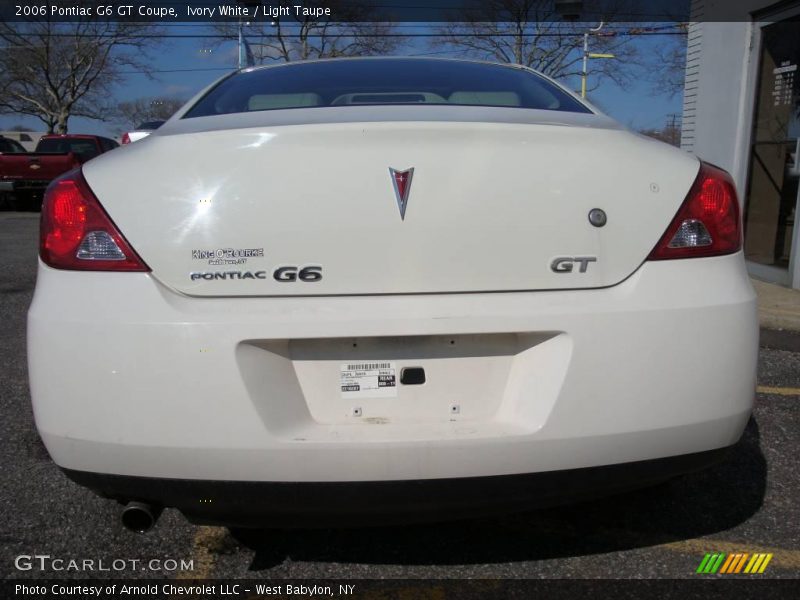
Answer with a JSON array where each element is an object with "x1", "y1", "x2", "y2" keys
[
  {"x1": 273, "y1": 266, "x2": 323, "y2": 282},
  {"x1": 28, "y1": 58, "x2": 757, "y2": 532},
  {"x1": 190, "y1": 271, "x2": 267, "y2": 281},
  {"x1": 188, "y1": 267, "x2": 323, "y2": 283}
]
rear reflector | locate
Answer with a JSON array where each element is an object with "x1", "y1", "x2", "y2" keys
[
  {"x1": 647, "y1": 162, "x2": 741, "y2": 260},
  {"x1": 76, "y1": 231, "x2": 128, "y2": 261},
  {"x1": 668, "y1": 219, "x2": 713, "y2": 249},
  {"x1": 40, "y1": 169, "x2": 149, "y2": 271}
]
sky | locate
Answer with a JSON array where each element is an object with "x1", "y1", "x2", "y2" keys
[{"x1": 0, "y1": 23, "x2": 684, "y2": 138}]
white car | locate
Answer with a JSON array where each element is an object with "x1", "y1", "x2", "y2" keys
[{"x1": 28, "y1": 58, "x2": 758, "y2": 533}]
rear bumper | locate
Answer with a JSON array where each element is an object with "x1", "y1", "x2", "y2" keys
[
  {"x1": 63, "y1": 447, "x2": 731, "y2": 527},
  {"x1": 29, "y1": 252, "x2": 757, "y2": 487}
]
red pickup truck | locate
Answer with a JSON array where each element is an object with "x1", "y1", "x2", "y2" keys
[{"x1": 0, "y1": 134, "x2": 119, "y2": 210}]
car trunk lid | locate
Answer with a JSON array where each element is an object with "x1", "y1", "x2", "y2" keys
[{"x1": 83, "y1": 120, "x2": 700, "y2": 296}]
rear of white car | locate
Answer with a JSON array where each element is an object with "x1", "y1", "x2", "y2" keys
[{"x1": 27, "y1": 58, "x2": 757, "y2": 530}]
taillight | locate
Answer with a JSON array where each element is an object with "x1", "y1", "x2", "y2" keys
[
  {"x1": 647, "y1": 162, "x2": 742, "y2": 260},
  {"x1": 40, "y1": 169, "x2": 149, "y2": 271},
  {"x1": 121, "y1": 132, "x2": 131, "y2": 144}
]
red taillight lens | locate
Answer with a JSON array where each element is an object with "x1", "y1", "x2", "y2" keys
[
  {"x1": 647, "y1": 162, "x2": 742, "y2": 260},
  {"x1": 121, "y1": 132, "x2": 131, "y2": 144},
  {"x1": 40, "y1": 170, "x2": 149, "y2": 271}
]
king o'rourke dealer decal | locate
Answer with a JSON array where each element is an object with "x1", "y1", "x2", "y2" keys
[
  {"x1": 191, "y1": 247, "x2": 264, "y2": 265},
  {"x1": 340, "y1": 362, "x2": 397, "y2": 398}
]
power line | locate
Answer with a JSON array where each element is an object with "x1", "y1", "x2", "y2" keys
[
  {"x1": 138, "y1": 22, "x2": 688, "y2": 30},
  {"x1": 10, "y1": 31, "x2": 687, "y2": 39},
  {"x1": 117, "y1": 67, "x2": 233, "y2": 73}
]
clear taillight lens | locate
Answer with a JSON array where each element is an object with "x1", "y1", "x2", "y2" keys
[
  {"x1": 40, "y1": 169, "x2": 149, "y2": 271},
  {"x1": 647, "y1": 162, "x2": 742, "y2": 260}
]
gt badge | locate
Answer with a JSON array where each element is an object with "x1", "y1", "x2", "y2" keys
[
  {"x1": 551, "y1": 257, "x2": 597, "y2": 273},
  {"x1": 389, "y1": 167, "x2": 414, "y2": 220}
]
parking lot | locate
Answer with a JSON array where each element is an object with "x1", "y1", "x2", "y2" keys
[{"x1": 1, "y1": 211, "x2": 798, "y2": 581}]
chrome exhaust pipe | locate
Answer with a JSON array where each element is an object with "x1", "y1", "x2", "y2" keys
[{"x1": 121, "y1": 501, "x2": 162, "y2": 533}]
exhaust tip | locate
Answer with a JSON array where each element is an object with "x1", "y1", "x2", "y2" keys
[{"x1": 121, "y1": 501, "x2": 162, "y2": 533}]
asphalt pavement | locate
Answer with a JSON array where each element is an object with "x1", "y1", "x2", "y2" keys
[{"x1": 1, "y1": 212, "x2": 798, "y2": 582}]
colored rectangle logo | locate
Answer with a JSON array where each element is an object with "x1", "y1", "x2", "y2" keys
[{"x1": 697, "y1": 552, "x2": 772, "y2": 574}]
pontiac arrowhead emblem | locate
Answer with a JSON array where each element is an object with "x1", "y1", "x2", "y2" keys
[{"x1": 389, "y1": 167, "x2": 414, "y2": 220}]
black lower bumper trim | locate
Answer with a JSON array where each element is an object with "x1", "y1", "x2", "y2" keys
[{"x1": 62, "y1": 447, "x2": 731, "y2": 528}]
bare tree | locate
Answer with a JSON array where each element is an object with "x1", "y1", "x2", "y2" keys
[
  {"x1": 648, "y1": 31, "x2": 688, "y2": 98},
  {"x1": 210, "y1": 0, "x2": 400, "y2": 64},
  {"x1": 0, "y1": 6, "x2": 160, "y2": 133},
  {"x1": 433, "y1": 0, "x2": 641, "y2": 92},
  {"x1": 116, "y1": 97, "x2": 186, "y2": 129}
]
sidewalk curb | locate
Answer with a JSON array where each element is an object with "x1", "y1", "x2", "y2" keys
[
  {"x1": 760, "y1": 328, "x2": 800, "y2": 353},
  {"x1": 753, "y1": 279, "x2": 800, "y2": 334}
]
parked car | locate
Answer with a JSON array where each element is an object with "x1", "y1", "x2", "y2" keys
[
  {"x1": 120, "y1": 120, "x2": 165, "y2": 144},
  {"x1": 28, "y1": 58, "x2": 758, "y2": 533},
  {"x1": 0, "y1": 130, "x2": 45, "y2": 152},
  {"x1": 0, "y1": 136, "x2": 28, "y2": 209},
  {"x1": 0, "y1": 134, "x2": 118, "y2": 209},
  {"x1": 0, "y1": 135, "x2": 26, "y2": 154}
]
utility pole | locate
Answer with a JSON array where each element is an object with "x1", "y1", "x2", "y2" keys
[
  {"x1": 238, "y1": 19, "x2": 244, "y2": 69},
  {"x1": 667, "y1": 113, "x2": 680, "y2": 129},
  {"x1": 238, "y1": 16, "x2": 257, "y2": 68},
  {"x1": 665, "y1": 113, "x2": 681, "y2": 146},
  {"x1": 237, "y1": 0, "x2": 259, "y2": 69},
  {"x1": 581, "y1": 21, "x2": 615, "y2": 98}
]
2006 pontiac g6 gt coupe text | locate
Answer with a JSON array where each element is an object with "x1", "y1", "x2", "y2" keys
[{"x1": 28, "y1": 58, "x2": 758, "y2": 532}]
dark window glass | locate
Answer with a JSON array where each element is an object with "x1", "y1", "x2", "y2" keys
[
  {"x1": 99, "y1": 138, "x2": 118, "y2": 151},
  {"x1": 36, "y1": 138, "x2": 100, "y2": 160},
  {"x1": 184, "y1": 59, "x2": 591, "y2": 118},
  {"x1": 0, "y1": 138, "x2": 25, "y2": 153},
  {"x1": 743, "y1": 19, "x2": 800, "y2": 269}
]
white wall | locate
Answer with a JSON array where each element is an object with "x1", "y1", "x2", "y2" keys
[
  {"x1": 683, "y1": 0, "x2": 800, "y2": 288},
  {"x1": 682, "y1": 0, "x2": 787, "y2": 189},
  {"x1": 682, "y1": 21, "x2": 756, "y2": 193}
]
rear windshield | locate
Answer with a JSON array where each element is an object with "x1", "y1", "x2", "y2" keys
[
  {"x1": 184, "y1": 59, "x2": 591, "y2": 118},
  {"x1": 36, "y1": 138, "x2": 99, "y2": 160},
  {"x1": 136, "y1": 121, "x2": 165, "y2": 130}
]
